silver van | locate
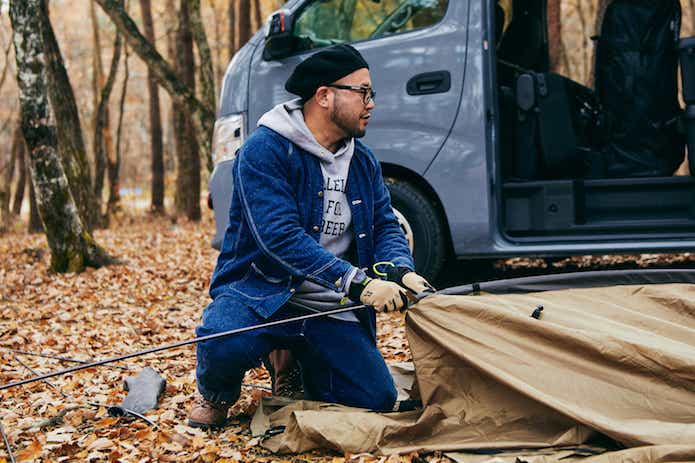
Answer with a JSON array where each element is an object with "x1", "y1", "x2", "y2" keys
[{"x1": 209, "y1": 0, "x2": 695, "y2": 281}]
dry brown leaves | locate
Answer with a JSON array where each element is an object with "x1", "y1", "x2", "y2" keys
[
  {"x1": 0, "y1": 211, "x2": 432, "y2": 463},
  {"x1": 496, "y1": 253, "x2": 695, "y2": 272}
]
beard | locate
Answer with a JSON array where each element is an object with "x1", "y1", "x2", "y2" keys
[{"x1": 330, "y1": 99, "x2": 367, "y2": 139}]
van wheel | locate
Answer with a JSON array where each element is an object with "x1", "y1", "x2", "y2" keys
[{"x1": 386, "y1": 179, "x2": 447, "y2": 282}]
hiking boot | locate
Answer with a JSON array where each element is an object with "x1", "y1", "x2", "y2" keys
[
  {"x1": 275, "y1": 364, "x2": 304, "y2": 400},
  {"x1": 265, "y1": 349, "x2": 304, "y2": 400},
  {"x1": 188, "y1": 396, "x2": 231, "y2": 429}
]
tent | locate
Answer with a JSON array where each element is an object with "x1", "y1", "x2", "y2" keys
[{"x1": 252, "y1": 270, "x2": 695, "y2": 462}]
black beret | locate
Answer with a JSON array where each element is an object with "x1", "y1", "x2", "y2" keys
[{"x1": 285, "y1": 44, "x2": 369, "y2": 100}]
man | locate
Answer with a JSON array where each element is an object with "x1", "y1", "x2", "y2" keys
[{"x1": 189, "y1": 44, "x2": 434, "y2": 428}]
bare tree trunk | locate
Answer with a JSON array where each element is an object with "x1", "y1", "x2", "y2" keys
[
  {"x1": 90, "y1": 1, "x2": 103, "y2": 126},
  {"x1": 94, "y1": 0, "x2": 215, "y2": 174},
  {"x1": 28, "y1": 178, "x2": 42, "y2": 233},
  {"x1": 164, "y1": 0, "x2": 178, "y2": 180},
  {"x1": 139, "y1": 0, "x2": 165, "y2": 214},
  {"x1": 41, "y1": 0, "x2": 100, "y2": 232},
  {"x1": 172, "y1": 105, "x2": 186, "y2": 218},
  {"x1": 0, "y1": 125, "x2": 17, "y2": 228},
  {"x1": 10, "y1": 0, "x2": 114, "y2": 272},
  {"x1": 91, "y1": 2, "x2": 118, "y2": 219},
  {"x1": 108, "y1": 44, "x2": 129, "y2": 216},
  {"x1": 188, "y1": 0, "x2": 215, "y2": 173},
  {"x1": 11, "y1": 130, "x2": 27, "y2": 216},
  {"x1": 90, "y1": 1, "x2": 104, "y2": 204},
  {"x1": 589, "y1": 0, "x2": 611, "y2": 88},
  {"x1": 238, "y1": 0, "x2": 253, "y2": 48},
  {"x1": 0, "y1": 41, "x2": 13, "y2": 231},
  {"x1": 174, "y1": 0, "x2": 201, "y2": 221},
  {"x1": 213, "y1": 3, "x2": 225, "y2": 88},
  {"x1": 229, "y1": 0, "x2": 237, "y2": 55},
  {"x1": 573, "y1": 1, "x2": 591, "y2": 85},
  {"x1": 254, "y1": 0, "x2": 263, "y2": 30},
  {"x1": 547, "y1": 0, "x2": 564, "y2": 73},
  {"x1": 4, "y1": 126, "x2": 19, "y2": 209},
  {"x1": 167, "y1": 0, "x2": 180, "y2": 216},
  {"x1": 0, "y1": 192, "x2": 6, "y2": 232}
]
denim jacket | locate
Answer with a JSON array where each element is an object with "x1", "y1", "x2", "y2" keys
[{"x1": 209, "y1": 126, "x2": 414, "y2": 318}]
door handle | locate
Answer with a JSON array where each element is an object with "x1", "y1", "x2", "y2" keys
[{"x1": 406, "y1": 71, "x2": 451, "y2": 95}]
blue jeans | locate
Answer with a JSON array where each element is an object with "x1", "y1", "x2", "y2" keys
[{"x1": 195, "y1": 294, "x2": 397, "y2": 411}]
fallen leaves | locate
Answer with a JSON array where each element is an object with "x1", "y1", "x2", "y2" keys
[
  {"x1": 94, "y1": 416, "x2": 120, "y2": 428},
  {"x1": 86, "y1": 437, "x2": 114, "y2": 450},
  {"x1": 0, "y1": 213, "x2": 431, "y2": 462},
  {"x1": 44, "y1": 428, "x2": 74, "y2": 443},
  {"x1": 13, "y1": 439, "x2": 42, "y2": 462},
  {"x1": 3, "y1": 210, "x2": 685, "y2": 462}
]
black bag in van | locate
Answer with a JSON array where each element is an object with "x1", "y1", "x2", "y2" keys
[{"x1": 593, "y1": 0, "x2": 684, "y2": 178}]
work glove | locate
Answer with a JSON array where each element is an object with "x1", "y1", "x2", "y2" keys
[
  {"x1": 360, "y1": 279, "x2": 410, "y2": 313},
  {"x1": 402, "y1": 272, "x2": 436, "y2": 293},
  {"x1": 386, "y1": 266, "x2": 436, "y2": 294},
  {"x1": 348, "y1": 270, "x2": 409, "y2": 312}
]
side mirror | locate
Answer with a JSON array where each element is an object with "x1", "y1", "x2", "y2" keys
[{"x1": 263, "y1": 10, "x2": 299, "y2": 60}]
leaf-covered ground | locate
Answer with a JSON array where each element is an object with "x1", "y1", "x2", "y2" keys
[
  {"x1": 2, "y1": 210, "x2": 693, "y2": 462},
  {"x1": 0, "y1": 212, "x2": 423, "y2": 463}
]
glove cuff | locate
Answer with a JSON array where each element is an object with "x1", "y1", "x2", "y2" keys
[
  {"x1": 385, "y1": 266, "x2": 412, "y2": 286},
  {"x1": 347, "y1": 268, "x2": 372, "y2": 302}
]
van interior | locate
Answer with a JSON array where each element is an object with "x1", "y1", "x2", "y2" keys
[{"x1": 495, "y1": 0, "x2": 695, "y2": 241}]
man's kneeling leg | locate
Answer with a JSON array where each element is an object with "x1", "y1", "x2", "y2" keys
[
  {"x1": 297, "y1": 316, "x2": 397, "y2": 411},
  {"x1": 191, "y1": 295, "x2": 279, "y2": 428}
]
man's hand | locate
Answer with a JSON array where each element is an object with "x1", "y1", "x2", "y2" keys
[
  {"x1": 360, "y1": 279, "x2": 410, "y2": 312},
  {"x1": 385, "y1": 266, "x2": 436, "y2": 294},
  {"x1": 401, "y1": 272, "x2": 436, "y2": 294}
]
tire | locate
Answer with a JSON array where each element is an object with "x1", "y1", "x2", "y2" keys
[{"x1": 386, "y1": 178, "x2": 448, "y2": 282}]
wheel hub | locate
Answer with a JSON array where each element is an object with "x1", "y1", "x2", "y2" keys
[{"x1": 392, "y1": 207, "x2": 414, "y2": 253}]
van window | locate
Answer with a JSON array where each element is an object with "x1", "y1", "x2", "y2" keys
[{"x1": 293, "y1": 0, "x2": 448, "y2": 51}]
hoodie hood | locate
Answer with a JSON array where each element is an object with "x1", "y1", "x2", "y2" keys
[{"x1": 257, "y1": 98, "x2": 354, "y2": 163}]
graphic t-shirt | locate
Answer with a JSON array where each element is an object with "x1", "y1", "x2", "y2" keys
[{"x1": 257, "y1": 99, "x2": 359, "y2": 322}]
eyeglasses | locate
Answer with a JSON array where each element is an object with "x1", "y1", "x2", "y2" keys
[{"x1": 326, "y1": 84, "x2": 376, "y2": 105}]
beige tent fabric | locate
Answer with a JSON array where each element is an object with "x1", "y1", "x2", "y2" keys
[
  {"x1": 256, "y1": 284, "x2": 695, "y2": 458},
  {"x1": 446, "y1": 445, "x2": 695, "y2": 463}
]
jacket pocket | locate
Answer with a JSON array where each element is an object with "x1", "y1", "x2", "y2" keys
[{"x1": 227, "y1": 264, "x2": 290, "y2": 318}]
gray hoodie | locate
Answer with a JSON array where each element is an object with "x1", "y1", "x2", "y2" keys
[{"x1": 258, "y1": 99, "x2": 359, "y2": 322}]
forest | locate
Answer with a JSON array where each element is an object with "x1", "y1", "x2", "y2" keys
[
  {"x1": 1, "y1": 0, "x2": 695, "y2": 462},
  {"x1": 0, "y1": 0, "x2": 693, "y2": 263}
]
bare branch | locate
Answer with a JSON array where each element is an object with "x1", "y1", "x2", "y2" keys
[
  {"x1": 93, "y1": 0, "x2": 215, "y2": 169},
  {"x1": 188, "y1": 0, "x2": 215, "y2": 172},
  {"x1": 108, "y1": 42, "x2": 129, "y2": 215},
  {"x1": 94, "y1": 15, "x2": 122, "y2": 215}
]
